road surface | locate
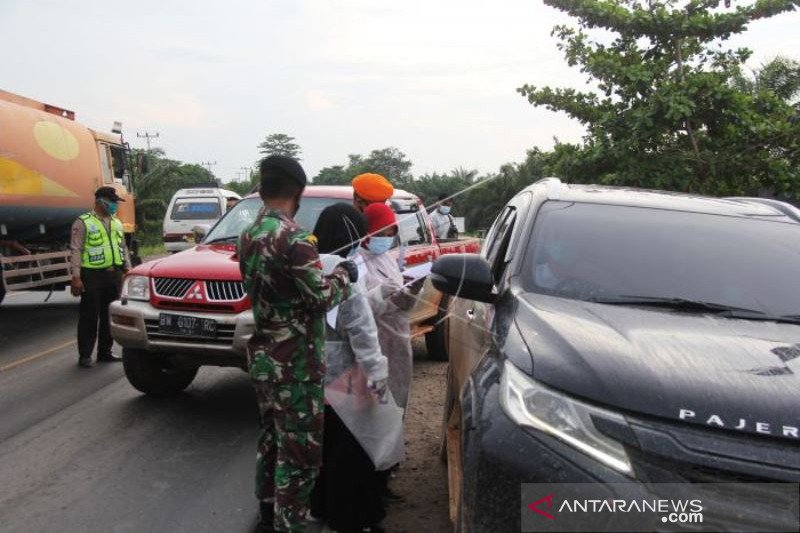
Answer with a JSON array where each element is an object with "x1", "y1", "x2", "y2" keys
[
  {"x1": 1, "y1": 290, "x2": 264, "y2": 532},
  {"x1": 0, "y1": 290, "x2": 450, "y2": 533}
]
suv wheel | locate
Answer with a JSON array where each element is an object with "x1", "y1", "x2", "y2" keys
[
  {"x1": 425, "y1": 295, "x2": 451, "y2": 361},
  {"x1": 122, "y1": 348, "x2": 198, "y2": 395}
]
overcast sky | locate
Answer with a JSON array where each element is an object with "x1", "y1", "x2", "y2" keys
[{"x1": 2, "y1": 1, "x2": 798, "y2": 182}]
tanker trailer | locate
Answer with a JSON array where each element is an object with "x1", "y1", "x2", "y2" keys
[{"x1": 0, "y1": 89, "x2": 139, "y2": 304}]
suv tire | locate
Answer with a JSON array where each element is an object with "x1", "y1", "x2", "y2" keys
[{"x1": 122, "y1": 347, "x2": 197, "y2": 395}]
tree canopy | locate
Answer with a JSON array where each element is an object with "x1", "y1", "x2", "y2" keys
[
  {"x1": 518, "y1": 0, "x2": 800, "y2": 198},
  {"x1": 257, "y1": 133, "x2": 302, "y2": 159},
  {"x1": 312, "y1": 147, "x2": 414, "y2": 188}
]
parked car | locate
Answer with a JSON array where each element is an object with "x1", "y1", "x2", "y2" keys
[
  {"x1": 431, "y1": 178, "x2": 800, "y2": 532},
  {"x1": 163, "y1": 187, "x2": 241, "y2": 253},
  {"x1": 111, "y1": 186, "x2": 480, "y2": 395}
]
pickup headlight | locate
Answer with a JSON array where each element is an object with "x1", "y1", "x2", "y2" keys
[
  {"x1": 499, "y1": 360, "x2": 633, "y2": 476},
  {"x1": 122, "y1": 275, "x2": 150, "y2": 301}
]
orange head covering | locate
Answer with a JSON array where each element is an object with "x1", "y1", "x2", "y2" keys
[{"x1": 352, "y1": 173, "x2": 394, "y2": 203}]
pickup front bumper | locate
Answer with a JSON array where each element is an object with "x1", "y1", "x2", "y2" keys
[{"x1": 109, "y1": 299, "x2": 253, "y2": 364}]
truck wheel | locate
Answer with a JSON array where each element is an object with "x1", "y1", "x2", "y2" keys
[
  {"x1": 122, "y1": 348, "x2": 197, "y2": 396},
  {"x1": 425, "y1": 295, "x2": 451, "y2": 361}
]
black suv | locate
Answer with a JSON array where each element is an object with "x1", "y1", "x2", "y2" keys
[{"x1": 432, "y1": 179, "x2": 800, "y2": 532}]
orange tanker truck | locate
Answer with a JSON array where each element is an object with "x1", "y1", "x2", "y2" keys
[{"x1": 0, "y1": 89, "x2": 140, "y2": 304}]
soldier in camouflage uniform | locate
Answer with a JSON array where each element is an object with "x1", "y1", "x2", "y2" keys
[{"x1": 238, "y1": 155, "x2": 358, "y2": 533}]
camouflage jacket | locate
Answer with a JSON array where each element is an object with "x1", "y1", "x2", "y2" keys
[{"x1": 238, "y1": 206, "x2": 350, "y2": 344}]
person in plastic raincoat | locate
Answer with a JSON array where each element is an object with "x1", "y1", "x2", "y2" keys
[
  {"x1": 310, "y1": 203, "x2": 403, "y2": 533},
  {"x1": 360, "y1": 203, "x2": 421, "y2": 410}
]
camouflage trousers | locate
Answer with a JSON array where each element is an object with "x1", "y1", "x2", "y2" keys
[{"x1": 249, "y1": 335, "x2": 325, "y2": 533}]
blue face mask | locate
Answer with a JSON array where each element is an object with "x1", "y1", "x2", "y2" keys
[
  {"x1": 367, "y1": 236, "x2": 394, "y2": 255},
  {"x1": 438, "y1": 206, "x2": 451, "y2": 215},
  {"x1": 101, "y1": 199, "x2": 119, "y2": 216}
]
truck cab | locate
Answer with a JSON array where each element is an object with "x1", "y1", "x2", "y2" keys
[{"x1": 110, "y1": 185, "x2": 480, "y2": 395}]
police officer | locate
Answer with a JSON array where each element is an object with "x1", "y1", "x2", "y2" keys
[
  {"x1": 238, "y1": 155, "x2": 358, "y2": 533},
  {"x1": 70, "y1": 186, "x2": 131, "y2": 368}
]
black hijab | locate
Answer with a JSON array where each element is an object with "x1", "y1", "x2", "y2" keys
[{"x1": 313, "y1": 203, "x2": 367, "y2": 258}]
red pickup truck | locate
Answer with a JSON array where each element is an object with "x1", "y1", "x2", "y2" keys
[{"x1": 110, "y1": 185, "x2": 479, "y2": 395}]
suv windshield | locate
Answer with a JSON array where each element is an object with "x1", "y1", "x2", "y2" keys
[
  {"x1": 523, "y1": 201, "x2": 800, "y2": 317},
  {"x1": 204, "y1": 196, "x2": 351, "y2": 243}
]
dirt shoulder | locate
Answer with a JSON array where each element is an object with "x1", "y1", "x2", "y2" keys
[{"x1": 383, "y1": 342, "x2": 450, "y2": 533}]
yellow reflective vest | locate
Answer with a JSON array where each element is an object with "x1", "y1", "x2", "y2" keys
[{"x1": 79, "y1": 212, "x2": 124, "y2": 269}]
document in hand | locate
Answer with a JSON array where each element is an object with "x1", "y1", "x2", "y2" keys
[{"x1": 401, "y1": 261, "x2": 432, "y2": 287}]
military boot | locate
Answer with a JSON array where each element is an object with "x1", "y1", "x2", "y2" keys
[{"x1": 255, "y1": 501, "x2": 277, "y2": 533}]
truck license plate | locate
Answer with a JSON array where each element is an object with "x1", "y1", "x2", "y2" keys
[{"x1": 158, "y1": 313, "x2": 217, "y2": 338}]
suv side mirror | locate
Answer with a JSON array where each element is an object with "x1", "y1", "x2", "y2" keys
[{"x1": 431, "y1": 254, "x2": 495, "y2": 303}]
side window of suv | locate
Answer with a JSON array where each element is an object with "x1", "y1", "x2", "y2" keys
[
  {"x1": 487, "y1": 210, "x2": 517, "y2": 284},
  {"x1": 482, "y1": 207, "x2": 512, "y2": 260}
]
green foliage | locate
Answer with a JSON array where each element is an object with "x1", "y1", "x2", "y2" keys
[
  {"x1": 257, "y1": 133, "x2": 302, "y2": 159},
  {"x1": 518, "y1": 0, "x2": 800, "y2": 198},
  {"x1": 138, "y1": 242, "x2": 166, "y2": 259},
  {"x1": 311, "y1": 147, "x2": 414, "y2": 188},
  {"x1": 313, "y1": 165, "x2": 350, "y2": 185},
  {"x1": 734, "y1": 55, "x2": 800, "y2": 102}
]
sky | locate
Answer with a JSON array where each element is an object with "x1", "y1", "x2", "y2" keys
[{"x1": 1, "y1": 0, "x2": 798, "y2": 182}]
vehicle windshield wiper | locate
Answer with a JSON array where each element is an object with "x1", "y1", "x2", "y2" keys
[
  {"x1": 588, "y1": 295, "x2": 800, "y2": 324},
  {"x1": 204, "y1": 235, "x2": 238, "y2": 244}
]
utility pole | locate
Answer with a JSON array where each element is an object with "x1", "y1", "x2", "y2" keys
[
  {"x1": 240, "y1": 166, "x2": 252, "y2": 182},
  {"x1": 201, "y1": 161, "x2": 217, "y2": 173},
  {"x1": 136, "y1": 131, "x2": 160, "y2": 151}
]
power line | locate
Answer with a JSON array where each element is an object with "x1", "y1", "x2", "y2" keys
[
  {"x1": 136, "y1": 131, "x2": 160, "y2": 151},
  {"x1": 201, "y1": 161, "x2": 217, "y2": 173}
]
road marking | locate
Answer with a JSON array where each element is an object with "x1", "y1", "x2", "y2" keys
[{"x1": 0, "y1": 339, "x2": 76, "y2": 372}]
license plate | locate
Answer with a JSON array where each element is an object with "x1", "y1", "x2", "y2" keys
[{"x1": 158, "y1": 313, "x2": 217, "y2": 338}]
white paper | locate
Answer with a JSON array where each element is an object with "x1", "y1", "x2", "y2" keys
[{"x1": 401, "y1": 261, "x2": 432, "y2": 287}]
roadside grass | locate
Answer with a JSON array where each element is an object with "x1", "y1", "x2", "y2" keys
[{"x1": 138, "y1": 242, "x2": 165, "y2": 260}]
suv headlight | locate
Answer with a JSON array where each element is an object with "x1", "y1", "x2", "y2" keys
[
  {"x1": 499, "y1": 360, "x2": 633, "y2": 476},
  {"x1": 122, "y1": 275, "x2": 150, "y2": 301}
]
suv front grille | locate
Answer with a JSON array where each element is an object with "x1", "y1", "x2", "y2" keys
[
  {"x1": 153, "y1": 278, "x2": 194, "y2": 298},
  {"x1": 206, "y1": 280, "x2": 245, "y2": 301}
]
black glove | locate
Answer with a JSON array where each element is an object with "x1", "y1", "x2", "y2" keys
[{"x1": 337, "y1": 260, "x2": 358, "y2": 283}]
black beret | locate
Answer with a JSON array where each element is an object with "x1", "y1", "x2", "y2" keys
[{"x1": 259, "y1": 155, "x2": 307, "y2": 187}]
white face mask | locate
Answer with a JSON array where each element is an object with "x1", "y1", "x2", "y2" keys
[
  {"x1": 438, "y1": 205, "x2": 451, "y2": 215},
  {"x1": 367, "y1": 236, "x2": 394, "y2": 255}
]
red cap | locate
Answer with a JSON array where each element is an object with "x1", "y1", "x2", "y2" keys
[{"x1": 364, "y1": 203, "x2": 397, "y2": 235}]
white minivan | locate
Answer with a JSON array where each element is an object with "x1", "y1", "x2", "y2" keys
[{"x1": 163, "y1": 187, "x2": 241, "y2": 252}]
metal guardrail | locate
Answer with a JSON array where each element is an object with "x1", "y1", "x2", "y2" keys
[{"x1": 1, "y1": 251, "x2": 72, "y2": 291}]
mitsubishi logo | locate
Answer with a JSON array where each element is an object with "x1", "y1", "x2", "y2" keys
[{"x1": 186, "y1": 282, "x2": 205, "y2": 301}]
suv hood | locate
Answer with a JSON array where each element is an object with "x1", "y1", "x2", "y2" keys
[
  {"x1": 516, "y1": 294, "x2": 800, "y2": 440},
  {"x1": 137, "y1": 244, "x2": 241, "y2": 281}
]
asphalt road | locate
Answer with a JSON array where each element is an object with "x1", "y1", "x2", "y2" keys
[{"x1": 0, "y1": 290, "x2": 260, "y2": 533}]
